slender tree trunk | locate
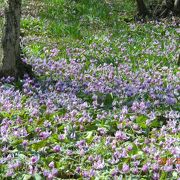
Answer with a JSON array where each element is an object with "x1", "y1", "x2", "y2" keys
[
  {"x1": 136, "y1": 0, "x2": 150, "y2": 17},
  {"x1": 0, "y1": 0, "x2": 32, "y2": 78}
]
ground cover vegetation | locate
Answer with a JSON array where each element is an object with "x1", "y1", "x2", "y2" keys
[{"x1": 0, "y1": 0, "x2": 179, "y2": 179}]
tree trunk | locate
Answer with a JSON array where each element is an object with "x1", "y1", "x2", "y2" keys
[
  {"x1": 136, "y1": 0, "x2": 150, "y2": 17},
  {"x1": 136, "y1": 0, "x2": 180, "y2": 18},
  {"x1": 0, "y1": 0, "x2": 32, "y2": 78},
  {"x1": 174, "y1": 0, "x2": 180, "y2": 14}
]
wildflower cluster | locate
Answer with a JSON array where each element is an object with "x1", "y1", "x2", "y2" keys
[{"x1": 0, "y1": 22, "x2": 179, "y2": 179}]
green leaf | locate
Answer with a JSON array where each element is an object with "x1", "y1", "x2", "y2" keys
[
  {"x1": 48, "y1": 134, "x2": 58, "y2": 143},
  {"x1": 23, "y1": 174, "x2": 32, "y2": 180},
  {"x1": 135, "y1": 115, "x2": 147, "y2": 129},
  {"x1": 150, "y1": 119, "x2": 160, "y2": 128},
  {"x1": 104, "y1": 93, "x2": 113, "y2": 107},
  {"x1": 31, "y1": 140, "x2": 47, "y2": 151},
  {"x1": 172, "y1": 171, "x2": 178, "y2": 178},
  {"x1": 34, "y1": 174, "x2": 42, "y2": 180},
  {"x1": 160, "y1": 171, "x2": 167, "y2": 180},
  {"x1": 18, "y1": 154, "x2": 27, "y2": 160},
  {"x1": 86, "y1": 131, "x2": 94, "y2": 142}
]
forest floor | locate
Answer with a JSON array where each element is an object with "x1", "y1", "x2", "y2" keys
[{"x1": 0, "y1": 0, "x2": 179, "y2": 179}]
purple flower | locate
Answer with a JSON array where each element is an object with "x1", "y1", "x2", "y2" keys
[
  {"x1": 13, "y1": 161, "x2": 21, "y2": 169},
  {"x1": 142, "y1": 164, "x2": 149, "y2": 172},
  {"x1": 39, "y1": 131, "x2": 51, "y2": 140},
  {"x1": 166, "y1": 97, "x2": 176, "y2": 105},
  {"x1": 52, "y1": 168, "x2": 58, "y2": 176},
  {"x1": 122, "y1": 163, "x2": 130, "y2": 173},
  {"x1": 131, "y1": 101, "x2": 139, "y2": 111},
  {"x1": 67, "y1": 150, "x2": 73, "y2": 156},
  {"x1": 50, "y1": 48, "x2": 59, "y2": 57},
  {"x1": 93, "y1": 158, "x2": 105, "y2": 170},
  {"x1": 97, "y1": 127, "x2": 107, "y2": 135},
  {"x1": 30, "y1": 156, "x2": 39, "y2": 164},
  {"x1": 43, "y1": 170, "x2": 49, "y2": 177},
  {"x1": 76, "y1": 140, "x2": 86, "y2": 148},
  {"x1": 6, "y1": 170, "x2": 14, "y2": 177},
  {"x1": 49, "y1": 161, "x2": 54, "y2": 168},
  {"x1": 139, "y1": 101, "x2": 146, "y2": 110},
  {"x1": 29, "y1": 165, "x2": 38, "y2": 175},
  {"x1": 58, "y1": 134, "x2": 65, "y2": 140},
  {"x1": 127, "y1": 145, "x2": 133, "y2": 151},
  {"x1": 76, "y1": 167, "x2": 81, "y2": 173},
  {"x1": 88, "y1": 155, "x2": 93, "y2": 161},
  {"x1": 89, "y1": 169, "x2": 96, "y2": 177},
  {"x1": 133, "y1": 124, "x2": 139, "y2": 130},
  {"x1": 115, "y1": 131, "x2": 129, "y2": 141},
  {"x1": 111, "y1": 168, "x2": 119, "y2": 176},
  {"x1": 152, "y1": 163, "x2": 159, "y2": 172},
  {"x1": 22, "y1": 140, "x2": 28, "y2": 147},
  {"x1": 79, "y1": 149, "x2": 85, "y2": 156},
  {"x1": 163, "y1": 165, "x2": 173, "y2": 172},
  {"x1": 132, "y1": 167, "x2": 138, "y2": 174},
  {"x1": 53, "y1": 145, "x2": 61, "y2": 152},
  {"x1": 47, "y1": 173, "x2": 54, "y2": 180},
  {"x1": 82, "y1": 171, "x2": 89, "y2": 178},
  {"x1": 153, "y1": 172, "x2": 160, "y2": 180}
]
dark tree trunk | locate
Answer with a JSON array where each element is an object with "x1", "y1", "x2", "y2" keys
[
  {"x1": 136, "y1": 0, "x2": 180, "y2": 18},
  {"x1": 0, "y1": 0, "x2": 32, "y2": 78},
  {"x1": 136, "y1": 0, "x2": 150, "y2": 17},
  {"x1": 174, "y1": 0, "x2": 180, "y2": 14}
]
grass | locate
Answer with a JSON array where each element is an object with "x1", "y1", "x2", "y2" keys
[
  {"x1": 21, "y1": 0, "x2": 179, "y2": 68},
  {"x1": 21, "y1": 0, "x2": 136, "y2": 57},
  {"x1": 39, "y1": 0, "x2": 134, "y2": 38}
]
